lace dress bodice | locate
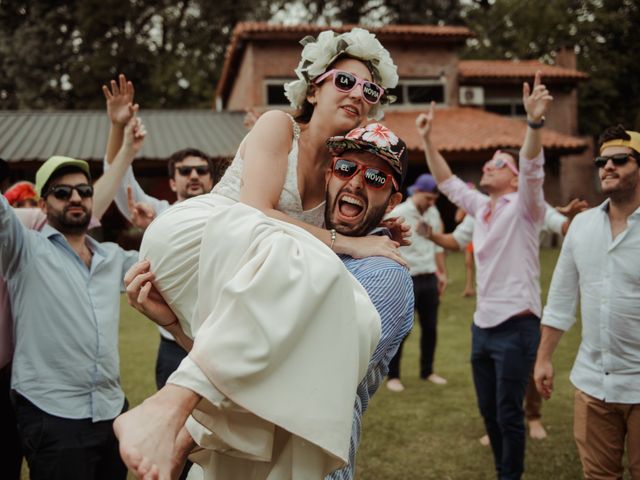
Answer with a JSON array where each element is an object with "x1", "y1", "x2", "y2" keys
[{"x1": 213, "y1": 115, "x2": 325, "y2": 227}]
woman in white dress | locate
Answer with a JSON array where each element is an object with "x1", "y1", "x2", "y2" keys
[{"x1": 114, "y1": 28, "x2": 404, "y2": 480}]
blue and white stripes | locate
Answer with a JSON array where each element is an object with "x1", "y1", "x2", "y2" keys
[{"x1": 328, "y1": 255, "x2": 414, "y2": 480}]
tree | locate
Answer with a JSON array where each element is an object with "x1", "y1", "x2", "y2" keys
[
  {"x1": 0, "y1": 0, "x2": 275, "y2": 109},
  {"x1": 463, "y1": 0, "x2": 640, "y2": 135}
]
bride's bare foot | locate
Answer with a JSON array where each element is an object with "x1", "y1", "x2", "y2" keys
[
  {"x1": 528, "y1": 418, "x2": 547, "y2": 439},
  {"x1": 114, "y1": 385, "x2": 201, "y2": 479}
]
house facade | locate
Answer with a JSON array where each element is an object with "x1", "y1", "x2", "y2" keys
[{"x1": 215, "y1": 22, "x2": 596, "y2": 228}]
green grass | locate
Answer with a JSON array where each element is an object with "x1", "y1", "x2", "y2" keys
[
  {"x1": 21, "y1": 248, "x2": 602, "y2": 479},
  {"x1": 356, "y1": 248, "x2": 587, "y2": 479}
]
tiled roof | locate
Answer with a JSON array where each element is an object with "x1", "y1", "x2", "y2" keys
[
  {"x1": 216, "y1": 22, "x2": 474, "y2": 107},
  {"x1": 381, "y1": 108, "x2": 587, "y2": 154},
  {"x1": 0, "y1": 110, "x2": 246, "y2": 162},
  {"x1": 231, "y1": 22, "x2": 474, "y2": 40},
  {"x1": 459, "y1": 60, "x2": 588, "y2": 81}
]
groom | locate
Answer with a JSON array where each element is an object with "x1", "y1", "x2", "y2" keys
[{"x1": 115, "y1": 123, "x2": 415, "y2": 480}]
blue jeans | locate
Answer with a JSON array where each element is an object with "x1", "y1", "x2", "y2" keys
[{"x1": 471, "y1": 315, "x2": 540, "y2": 480}]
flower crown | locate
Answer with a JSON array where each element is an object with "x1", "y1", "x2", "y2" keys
[{"x1": 284, "y1": 28, "x2": 399, "y2": 121}]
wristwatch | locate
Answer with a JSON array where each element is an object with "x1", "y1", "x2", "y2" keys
[{"x1": 527, "y1": 117, "x2": 545, "y2": 129}]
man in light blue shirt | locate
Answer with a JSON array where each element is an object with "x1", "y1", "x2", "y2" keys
[
  {"x1": 0, "y1": 156, "x2": 138, "y2": 480},
  {"x1": 534, "y1": 126, "x2": 640, "y2": 479}
]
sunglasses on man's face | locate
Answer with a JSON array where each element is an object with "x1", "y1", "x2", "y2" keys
[
  {"x1": 594, "y1": 153, "x2": 633, "y2": 168},
  {"x1": 332, "y1": 158, "x2": 398, "y2": 190},
  {"x1": 315, "y1": 69, "x2": 384, "y2": 105},
  {"x1": 482, "y1": 157, "x2": 519, "y2": 176},
  {"x1": 46, "y1": 184, "x2": 94, "y2": 201},
  {"x1": 176, "y1": 165, "x2": 210, "y2": 176}
]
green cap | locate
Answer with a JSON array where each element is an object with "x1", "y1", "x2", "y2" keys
[{"x1": 35, "y1": 156, "x2": 91, "y2": 196}]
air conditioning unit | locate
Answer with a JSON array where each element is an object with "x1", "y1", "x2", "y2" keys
[{"x1": 459, "y1": 86, "x2": 484, "y2": 106}]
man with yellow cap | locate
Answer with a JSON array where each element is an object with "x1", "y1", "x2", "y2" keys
[
  {"x1": 534, "y1": 125, "x2": 640, "y2": 479},
  {"x1": 0, "y1": 155, "x2": 138, "y2": 480}
]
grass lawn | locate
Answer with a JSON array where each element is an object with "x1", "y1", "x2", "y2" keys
[{"x1": 22, "y1": 248, "x2": 603, "y2": 479}]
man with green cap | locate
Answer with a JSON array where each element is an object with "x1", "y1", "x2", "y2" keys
[{"x1": 0, "y1": 155, "x2": 138, "y2": 480}]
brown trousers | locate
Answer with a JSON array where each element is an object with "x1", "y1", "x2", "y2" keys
[{"x1": 574, "y1": 389, "x2": 640, "y2": 479}]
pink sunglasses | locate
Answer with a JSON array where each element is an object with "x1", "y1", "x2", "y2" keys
[
  {"x1": 314, "y1": 69, "x2": 385, "y2": 105},
  {"x1": 482, "y1": 151, "x2": 519, "y2": 176}
]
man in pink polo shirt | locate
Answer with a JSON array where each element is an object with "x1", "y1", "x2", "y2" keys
[{"x1": 416, "y1": 71, "x2": 552, "y2": 480}]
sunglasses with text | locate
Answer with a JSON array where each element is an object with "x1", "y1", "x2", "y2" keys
[
  {"x1": 332, "y1": 158, "x2": 398, "y2": 190},
  {"x1": 315, "y1": 69, "x2": 384, "y2": 105}
]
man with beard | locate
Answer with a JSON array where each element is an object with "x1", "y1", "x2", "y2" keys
[
  {"x1": 101, "y1": 75, "x2": 221, "y2": 399},
  {"x1": 0, "y1": 156, "x2": 138, "y2": 480},
  {"x1": 417, "y1": 71, "x2": 551, "y2": 480},
  {"x1": 112, "y1": 123, "x2": 414, "y2": 480},
  {"x1": 534, "y1": 126, "x2": 640, "y2": 479}
]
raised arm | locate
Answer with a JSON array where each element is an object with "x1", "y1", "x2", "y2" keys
[
  {"x1": 239, "y1": 110, "x2": 406, "y2": 265},
  {"x1": 0, "y1": 196, "x2": 32, "y2": 277},
  {"x1": 521, "y1": 71, "x2": 552, "y2": 161},
  {"x1": 92, "y1": 116, "x2": 147, "y2": 219},
  {"x1": 415, "y1": 102, "x2": 452, "y2": 184},
  {"x1": 102, "y1": 74, "x2": 169, "y2": 222},
  {"x1": 518, "y1": 71, "x2": 552, "y2": 223},
  {"x1": 102, "y1": 74, "x2": 137, "y2": 165}
]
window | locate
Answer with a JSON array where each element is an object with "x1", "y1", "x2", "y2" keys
[
  {"x1": 387, "y1": 80, "x2": 446, "y2": 106},
  {"x1": 264, "y1": 79, "x2": 294, "y2": 106},
  {"x1": 484, "y1": 101, "x2": 526, "y2": 117}
]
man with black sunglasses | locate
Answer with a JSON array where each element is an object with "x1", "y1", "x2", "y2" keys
[
  {"x1": 534, "y1": 125, "x2": 640, "y2": 479},
  {"x1": 0, "y1": 156, "x2": 139, "y2": 480}
]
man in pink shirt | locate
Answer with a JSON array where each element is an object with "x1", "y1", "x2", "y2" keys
[{"x1": 416, "y1": 71, "x2": 552, "y2": 480}]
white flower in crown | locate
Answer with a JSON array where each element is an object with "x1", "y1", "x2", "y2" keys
[
  {"x1": 283, "y1": 28, "x2": 399, "y2": 119},
  {"x1": 360, "y1": 123, "x2": 398, "y2": 148},
  {"x1": 301, "y1": 30, "x2": 340, "y2": 78}
]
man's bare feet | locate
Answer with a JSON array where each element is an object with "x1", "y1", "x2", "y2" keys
[
  {"x1": 114, "y1": 385, "x2": 200, "y2": 479},
  {"x1": 386, "y1": 378, "x2": 405, "y2": 392},
  {"x1": 426, "y1": 373, "x2": 447, "y2": 385},
  {"x1": 479, "y1": 434, "x2": 490, "y2": 446},
  {"x1": 528, "y1": 418, "x2": 547, "y2": 439}
]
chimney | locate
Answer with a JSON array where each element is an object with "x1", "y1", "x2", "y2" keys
[{"x1": 555, "y1": 45, "x2": 576, "y2": 70}]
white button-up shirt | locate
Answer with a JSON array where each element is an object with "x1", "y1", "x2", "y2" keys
[
  {"x1": 389, "y1": 199, "x2": 443, "y2": 277},
  {"x1": 542, "y1": 200, "x2": 640, "y2": 403}
]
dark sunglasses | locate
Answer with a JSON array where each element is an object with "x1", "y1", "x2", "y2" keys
[
  {"x1": 315, "y1": 69, "x2": 384, "y2": 105},
  {"x1": 594, "y1": 153, "x2": 634, "y2": 168},
  {"x1": 176, "y1": 165, "x2": 210, "y2": 176},
  {"x1": 332, "y1": 158, "x2": 398, "y2": 190},
  {"x1": 45, "y1": 184, "x2": 94, "y2": 200}
]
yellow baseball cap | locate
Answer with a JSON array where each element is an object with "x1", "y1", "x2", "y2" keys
[
  {"x1": 35, "y1": 156, "x2": 91, "y2": 196},
  {"x1": 600, "y1": 130, "x2": 640, "y2": 155}
]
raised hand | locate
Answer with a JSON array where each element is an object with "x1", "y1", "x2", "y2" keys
[
  {"x1": 415, "y1": 101, "x2": 436, "y2": 142},
  {"x1": 127, "y1": 186, "x2": 156, "y2": 231},
  {"x1": 103, "y1": 73, "x2": 138, "y2": 126},
  {"x1": 123, "y1": 115, "x2": 146, "y2": 154},
  {"x1": 522, "y1": 71, "x2": 553, "y2": 122},
  {"x1": 379, "y1": 216, "x2": 412, "y2": 246}
]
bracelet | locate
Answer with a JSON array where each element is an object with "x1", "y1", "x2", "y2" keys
[
  {"x1": 329, "y1": 228, "x2": 337, "y2": 250},
  {"x1": 527, "y1": 116, "x2": 545, "y2": 129}
]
